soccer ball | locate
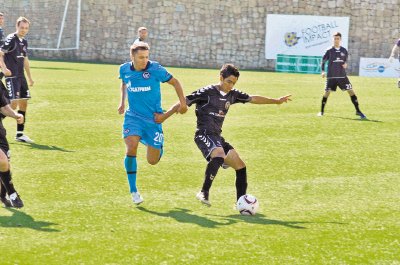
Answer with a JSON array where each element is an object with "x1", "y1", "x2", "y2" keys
[{"x1": 236, "y1": 194, "x2": 259, "y2": 215}]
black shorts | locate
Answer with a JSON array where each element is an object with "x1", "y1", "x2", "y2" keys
[
  {"x1": 0, "y1": 127, "x2": 10, "y2": 159},
  {"x1": 0, "y1": 78, "x2": 6, "y2": 93},
  {"x1": 325, "y1": 77, "x2": 352, "y2": 92},
  {"x1": 4, "y1": 76, "x2": 31, "y2": 100},
  {"x1": 194, "y1": 130, "x2": 234, "y2": 161}
]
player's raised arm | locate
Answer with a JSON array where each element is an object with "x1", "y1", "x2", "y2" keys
[
  {"x1": 167, "y1": 77, "x2": 187, "y2": 114},
  {"x1": 250, "y1": 94, "x2": 292, "y2": 104},
  {"x1": 118, "y1": 81, "x2": 127, "y2": 114}
]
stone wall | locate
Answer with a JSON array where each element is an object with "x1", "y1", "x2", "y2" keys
[{"x1": 2, "y1": 0, "x2": 399, "y2": 73}]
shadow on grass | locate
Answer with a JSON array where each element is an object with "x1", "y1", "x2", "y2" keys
[
  {"x1": 207, "y1": 213, "x2": 309, "y2": 229},
  {"x1": 137, "y1": 207, "x2": 237, "y2": 228},
  {"x1": 328, "y1": 115, "x2": 383, "y2": 123},
  {"x1": 208, "y1": 213, "x2": 346, "y2": 229},
  {"x1": 11, "y1": 142, "x2": 74, "y2": 152},
  {"x1": 0, "y1": 208, "x2": 59, "y2": 232},
  {"x1": 30, "y1": 66, "x2": 86, "y2": 71}
]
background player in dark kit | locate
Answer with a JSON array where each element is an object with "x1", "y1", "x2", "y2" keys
[
  {"x1": 0, "y1": 16, "x2": 35, "y2": 143},
  {"x1": 318, "y1": 32, "x2": 366, "y2": 119}
]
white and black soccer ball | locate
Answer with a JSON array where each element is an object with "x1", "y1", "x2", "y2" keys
[{"x1": 236, "y1": 194, "x2": 259, "y2": 215}]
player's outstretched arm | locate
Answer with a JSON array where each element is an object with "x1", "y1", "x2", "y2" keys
[
  {"x1": 154, "y1": 101, "x2": 181, "y2": 124},
  {"x1": 389, "y1": 45, "x2": 399, "y2": 62},
  {"x1": 167, "y1": 77, "x2": 188, "y2": 114},
  {"x1": 250, "y1": 94, "x2": 292, "y2": 104},
  {"x1": 118, "y1": 82, "x2": 127, "y2": 114},
  {"x1": 0, "y1": 105, "x2": 24, "y2": 124}
]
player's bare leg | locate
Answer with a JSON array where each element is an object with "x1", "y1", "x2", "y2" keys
[
  {"x1": 224, "y1": 149, "x2": 247, "y2": 201},
  {"x1": 146, "y1": 145, "x2": 162, "y2": 165},
  {"x1": 124, "y1": 136, "x2": 143, "y2": 204}
]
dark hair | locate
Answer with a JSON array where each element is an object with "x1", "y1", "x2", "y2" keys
[
  {"x1": 16, "y1": 16, "x2": 30, "y2": 26},
  {"x1": 333, "y1": 32, "x2": 342, "y2": 38},
  {"x1": 0, "y1": 12, "x2": 4, "y2": 17},
  {"x1": 130, "y1": 42, "x2": 150, "y2": 55},
  {"x1": 220, "y1": 64, "x2": 240, "y2": 79}
]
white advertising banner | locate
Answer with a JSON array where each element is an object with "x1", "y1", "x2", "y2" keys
[
  {"x1": 265, "y1": 14, "x2": 350, "y2": 59},
  {"x1": 359, "y1": 58, "x2": 400, "y2": 77}
]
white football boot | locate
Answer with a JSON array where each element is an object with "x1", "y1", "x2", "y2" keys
[{"x1": 131, "y1": 192, "x2": 144, "y2": 205}]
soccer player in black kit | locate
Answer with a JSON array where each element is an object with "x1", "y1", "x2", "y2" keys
[
  {"x1": 0, "y1": 12, "x2": 5, "y2": 80},
  {"x1": 155, "y1": 64, "x2": 291, "y2": 206},
  {"x1": 0, "y1": 16, "x2": 35, "y2": 143},
  {"x1": 0, "y1": 74, "x2": 24, "y2": 208},
  {"x1": 318, "y1": 32, "x2": 366, "y2": 119}
]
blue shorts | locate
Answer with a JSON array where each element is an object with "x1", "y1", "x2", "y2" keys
[{"x1": 123, "y1": 116, "x2": 164, "y2": 150}]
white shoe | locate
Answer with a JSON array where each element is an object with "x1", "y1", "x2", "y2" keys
[
  {"x1": 196, "y1": 191, "x2": 211, "y2": 207},
  {"x1": 131, "y1": 192, "x2": 143, "y2": 205},
  {"x1": 15, "y1": 134, "x2": 34, "y2": 143},
  {"x1": 317, "y1": 112, "x2": 324, "y2": 117}
]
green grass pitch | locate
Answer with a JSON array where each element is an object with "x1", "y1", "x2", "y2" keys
[{"x1": 0, "y1": 60, "x2": 399, "y2": 264}]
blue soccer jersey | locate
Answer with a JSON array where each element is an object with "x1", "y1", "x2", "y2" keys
[{"x1": 119, "y1": 60, "x2": 173, "y2": 122}]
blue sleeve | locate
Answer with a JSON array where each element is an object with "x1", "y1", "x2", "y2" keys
[
  {"x1": 397, "y1": 39, "x2": 400, "y2": 47},
  {"x1": 119, "y1": 65, "x2": 125, "y2": 83},
  {"x1": 155, "y1": 64, "x2": 173, "y2": 83}
]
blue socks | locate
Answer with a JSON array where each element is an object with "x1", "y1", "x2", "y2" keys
[{"x1": 124, "y1": 155, "x2": 137, "y2": 193}]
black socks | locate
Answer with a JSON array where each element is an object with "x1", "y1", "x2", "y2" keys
[
  {"x1": 201, "y1": 157, "x2": 224, "y2": 192},
  {"x1": 0, "y1": 170, "x2": 16, "y2": 195},
  {"x1": 350, "y1": 95, "x2": 361, "y2": 112},
  {"x1": 321, "y1": 97, "x2": 328, "y2": 113},
  {"x1": 17, "y1": 110, "x2": 26, "y2": 137},
  {"x1": 235, "y1": 167, "x2": 248, "y2": 200}
]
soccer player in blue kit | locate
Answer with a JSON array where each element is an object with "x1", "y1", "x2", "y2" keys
[{"x1": 118, "y1": 42, "x2": 187, "y2": 205}]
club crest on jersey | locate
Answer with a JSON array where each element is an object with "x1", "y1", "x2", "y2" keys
[
  {"x1": 142, "y1": 72, "x2": 150, "y2": 79},
  {"x1": 340, "y1": 52, "x2": 345, "y2": 57},
  {"x1": 225, "y1": 101, "x2": 230, "y2": 110},
  {"x1": 124, "y1": 128, "x2": 130, "y2": 134}
]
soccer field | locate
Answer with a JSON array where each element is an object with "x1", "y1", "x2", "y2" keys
[{"x1": 0, "y1": 60, "x2": 399, "y2": 264}]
